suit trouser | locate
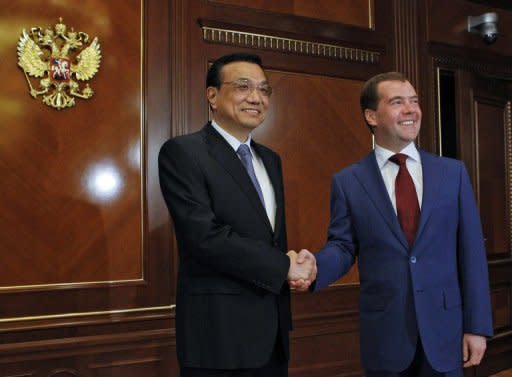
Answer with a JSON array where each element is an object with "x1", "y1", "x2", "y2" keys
[
  {"x1": 365, "y1": 338, "x2": 463, "y2": 377},
  {"x1": 180, "y1": 331, "x2": 288, "y2": 377}
]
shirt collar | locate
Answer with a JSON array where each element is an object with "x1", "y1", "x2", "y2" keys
[
  {"x1": 211, "y1": 120, "x2": 252, "y2": 152},
  {"x1": 374, "y1": 142, "x2": 420, "y2": 169}
]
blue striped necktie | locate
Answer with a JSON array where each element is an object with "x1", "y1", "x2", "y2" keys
[{"x1": 237, "y1": 144, "x2": 266, "y2": 207}]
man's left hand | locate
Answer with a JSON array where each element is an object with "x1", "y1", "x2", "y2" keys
[{"x1": 463, "y1": 333, "x2": 487, "y2": 367}]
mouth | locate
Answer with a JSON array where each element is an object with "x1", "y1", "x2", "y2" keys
[
  {"x1": 398, "y1": 120, "x2": 416, "y2": 126},
  {"x1": 241, "y1": 108, "x2": 261, "y2": 115}
]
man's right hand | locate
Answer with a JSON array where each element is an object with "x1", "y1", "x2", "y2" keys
[{"x1": 287, "y1": 249, "x2": 317, "y2": 291}]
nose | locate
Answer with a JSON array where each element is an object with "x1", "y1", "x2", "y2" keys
[
  {"x1": 402, "y1": 100, "x2": 415, "y2": 113},
  {"x1": 245, "y1": 88, "x2": 262, "y2": 103}
]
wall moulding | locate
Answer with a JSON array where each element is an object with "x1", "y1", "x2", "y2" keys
[
  {"x1": 432, "y1": 53, "x2": 512, "y2": 77},
  {"x1": 200, "y1": 25, "x2": 381, "y2": 64}
]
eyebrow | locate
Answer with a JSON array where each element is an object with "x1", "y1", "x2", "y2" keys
[
  {"x1": 236, "y1": 77, "x2": 269, "y2": 84},
  {"x1": 387, "y1": 95, "x2": 418, "y2": 102}
]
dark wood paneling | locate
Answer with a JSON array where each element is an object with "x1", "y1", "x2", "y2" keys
[
  {"x1": 290, "y1": 286, "x2": 361, "y2": 376},
  {"x1": 0, "y1": 310, "x2": 177, "y2": 376},
  {"x1": 0, "y1": 0, "x2": 173, "y2": 318},
  {"x1": 492, "y1": 285, "x2": 511, "y2": 331},
  {"x1": 192, "y1": 0, "x2": 393, "y2": 63},
  {"x1": 253, "y1": 70, "x2": 371, "y2": 284},
  {"x1": 0, "y1": 0, "x2": 143, "y2": 287},
  {"x1": 0, "y1": 307, "x2": 177, "y2": 373},
  {"x1": 474, "y1": 93, "x2": 510, "y2": 257},
  {"x1": 0, "y1": 0, "x2": 176, "y2": 375},
  {"x1": 209, "y1": 0, "x2": 374, "y2": 28},
  {"x1": 394, "y1": 0, "x2": 419, "y2": 86},
  {"x1": 481, "y1": 267, "x2": 512, "y2": 377}
]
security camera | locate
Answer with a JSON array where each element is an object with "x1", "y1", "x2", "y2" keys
[{"x1": 468, "y1": 12, "x2": 498, "y2": 45}]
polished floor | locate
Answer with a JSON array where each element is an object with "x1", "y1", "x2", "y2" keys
[{"x1": 491, "y1": 369, "x2": 512, "y2": 377}]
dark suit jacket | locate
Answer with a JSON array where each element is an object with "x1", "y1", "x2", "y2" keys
[
  {"x1": 158, "y1": 122, "x2": 291, "y2": 369},
  {"x1": 314, "y1": 149, "x2": 493, "y2": 372}
]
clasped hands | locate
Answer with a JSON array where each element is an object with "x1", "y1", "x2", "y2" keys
[{"x1": 287, "y1": 249, "x2": 317, "y2": 291}]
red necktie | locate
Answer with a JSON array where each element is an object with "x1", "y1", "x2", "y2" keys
[{"x1": 389, "y1": 153, "x2": 420, "y2": 247}]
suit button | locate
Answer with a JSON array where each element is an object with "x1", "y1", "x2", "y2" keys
[{"x1": 410, "y1": 256, "x2": 417, "y2": 264}]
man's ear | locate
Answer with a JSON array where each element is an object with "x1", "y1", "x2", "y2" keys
[
  {"x1": 364, "y1": 109, "x2": 377, "y2": 128},
  {"x1": 207, "y1": 87, "x2": 218, "y2": 110}
]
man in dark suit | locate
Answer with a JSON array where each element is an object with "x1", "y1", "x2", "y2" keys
[
  {"x1": 293, "y1": 72, "x2": 493, "y2": 376},
  {"x1": 158, "y1": 53, "x2": 316, "y2": 377}
]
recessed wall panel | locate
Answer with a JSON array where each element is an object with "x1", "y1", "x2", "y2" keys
[
  {"x1": 0, "y1": 1, "x2": 143, "y2": 288},
  {"x1": 253, "y1": 70, "x2": 372, "y2": 284},
  {"x1": 475, "y1": 99, "x2": 510, "y2": 256}
]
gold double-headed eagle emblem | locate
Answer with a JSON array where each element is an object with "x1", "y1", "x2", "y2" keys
[{"x1": 17, "y1": 18, "x2": 101, "y2": 110}]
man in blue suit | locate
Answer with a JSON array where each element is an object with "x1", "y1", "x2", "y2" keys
[{"x1": 294, "y1": 72, "x2": 493, "y2": 376}]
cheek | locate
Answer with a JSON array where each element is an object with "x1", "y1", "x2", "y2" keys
[
  {"x1": 231, "y1": 99, "x2": 245, "y2": 110},
  {"x1": 377, "y1": 113, "x2": 395, "y2": 126},
  {"x1": 387, "y1": 113, "x2": 401, "y2": 126}
]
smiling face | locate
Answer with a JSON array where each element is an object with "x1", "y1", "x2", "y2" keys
[
  {"x1": 365, "y1": 80, "x2": 422, "y2": 153},
  {"x1": 207, "y1": 61, "x2": 269, "y2": 142}
]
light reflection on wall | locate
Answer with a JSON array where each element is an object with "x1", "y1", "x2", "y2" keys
[{"x1": 84, "y1": 161, "x2": 123, "y2": 203}]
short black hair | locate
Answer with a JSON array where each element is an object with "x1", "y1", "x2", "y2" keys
[
  {"x1": 360, "y1": 71, "x2": 409, "y2": 133},
  {"x1": 206, "y1": 53, "x2": 263, "y2": 88}
]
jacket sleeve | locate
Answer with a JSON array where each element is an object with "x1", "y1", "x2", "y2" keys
[
  {"x1": 457, "y1": 162, "x2": 494, "y2": 337},
  {"x1": 313, "y1": 174, "x2": 357, "y2": 291},
  {"x1": 158, "y1": 139, "x2": 290, "y2": 294}
]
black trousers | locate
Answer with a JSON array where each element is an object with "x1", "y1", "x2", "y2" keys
[
  {"x1": 365, "y1": 338, "x2": 463, "y2": 377},
  {"x1": 180, "y1": 332, "x2": 288, "y2": 377}
]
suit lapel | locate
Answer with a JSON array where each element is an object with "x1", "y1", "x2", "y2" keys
[
  {"x1": 414, "y1": 150, "x2": 444, "y2": 245},
  {"x1": 203, "y1": 123, "x2": 273, "y2": 232},
  {"x1": 353, "y1": 152, "x2": 409, "y2": 251}
]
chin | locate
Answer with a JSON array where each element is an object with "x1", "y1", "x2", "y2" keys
[
  {"x1": 242, "y1": 119, "x2": 264, "y2": 129},
  {"x1": 401, "y1": 131, "x2": 419, "y2": 141}
]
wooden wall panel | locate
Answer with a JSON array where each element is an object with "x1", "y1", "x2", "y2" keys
[
  {"x1": 0, "y1": 0, "x2": 173, "y2": 319},
  {"x1": 485, "y1": 260, "x2": 512, "y2": 376},
  {"x1": 0, "y1": 325, "x2": 177, "y2": 377},
  {"x1": 290, "y1": 286, "x2": 361, "y2": 376},
  {"x1": 0, "y1": 0, "x2": 176, "y2": 375},
  {"x1": 491, "y1": 285, "x2": 511, "y2": 331},
  {"x1": 474, "y1": 97, "x2": 510, "y2": 257},
  {"x1": 209, "y1": 0, "x2": 374, "y2": 28},
  {"x1": 0, "y1": 1, "x2": 142, "y2": 286},
  {"x1": 253, "y1": 70, "x2": 371, "y2": 283}
]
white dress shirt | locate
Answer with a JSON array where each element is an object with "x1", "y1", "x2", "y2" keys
[
  {"x1": 374, "y1": 142, "x2": 423, "y2": 213},
  {"x1": 211, "y1": 121, "x2": 277, "y2": 230}
]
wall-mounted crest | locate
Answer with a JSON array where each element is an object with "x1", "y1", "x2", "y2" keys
[{"x1": 17, "y1": 18, "x2": 101, "y2": 110}]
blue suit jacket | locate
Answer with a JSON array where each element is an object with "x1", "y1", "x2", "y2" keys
[{"x1": 314, "y1": 149, "x2": 493, "y2": 372}]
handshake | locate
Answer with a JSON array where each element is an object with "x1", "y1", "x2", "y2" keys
[{"x1": 287, "y1": 249, "x2": 317, "y2": 292}]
